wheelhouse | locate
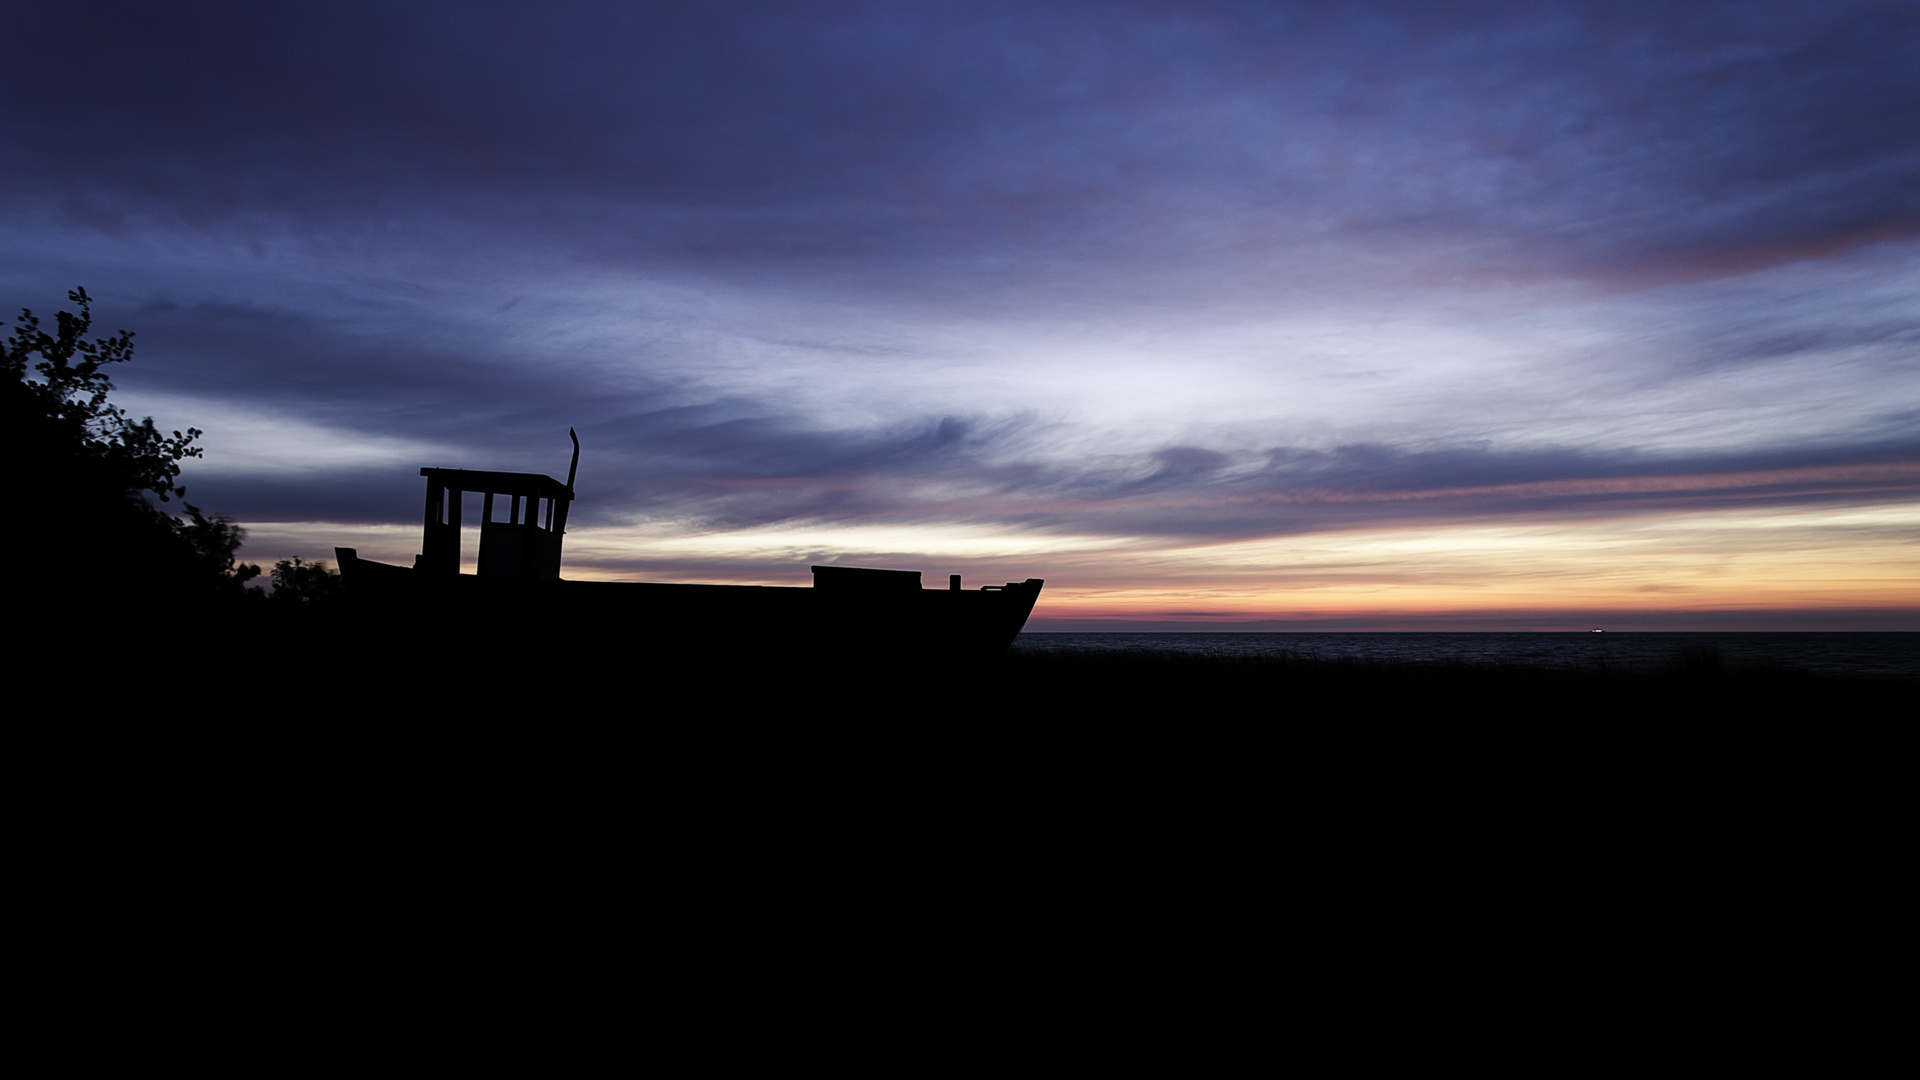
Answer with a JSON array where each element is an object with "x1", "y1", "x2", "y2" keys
[{"x1": 415, "y1": 430, "x2": 579, "y2": 580}]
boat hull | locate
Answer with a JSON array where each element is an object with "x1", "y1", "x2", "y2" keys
[{"x1": 335, "y1": 549, "x2": 1043, "y2": 660}]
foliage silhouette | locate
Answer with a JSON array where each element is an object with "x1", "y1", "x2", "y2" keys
[
  {"x1": 270, "y1": 557, "x2": 344, "y2": 607},
  {"x1": 3, "y1": 287, "x2": 259, "y2": 608}
]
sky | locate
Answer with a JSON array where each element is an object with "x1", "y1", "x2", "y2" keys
[{"x1": 4, "y1": 0, "x2": 1916, "y2": 629}]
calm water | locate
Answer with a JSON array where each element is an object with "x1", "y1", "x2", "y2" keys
[{"x1": 1011, "y1": 632, "x2": 1919, "y2": 680}]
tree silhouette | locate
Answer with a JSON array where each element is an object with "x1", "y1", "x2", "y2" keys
[
  {"x1": 3, "y1": 288, "x2": 258, "y2": 607},
  {"x1": 270, "y1": 557, "x2": 344, "y2": 607}
]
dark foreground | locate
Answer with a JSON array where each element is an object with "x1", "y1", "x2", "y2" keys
[
  {"x1": 29, "y1": 613, "x2": 1908, "y2": 885},
  {"x1": 50, "y1": 606, "x2": 1910, "y2": 722},
  {"x1": 21, "y1": 609, "x2": 1907, "y2": 983},
  {"x1": 33, "y1": 609, "x2": 1907, "y2": 836},
  {"x1": 993, "y1": 642, "x2": 1914, "y2": 720}
]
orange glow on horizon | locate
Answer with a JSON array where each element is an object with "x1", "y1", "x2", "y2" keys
[{"x1": 238, "y1": 498, "x2": 1920, "y2": 628}]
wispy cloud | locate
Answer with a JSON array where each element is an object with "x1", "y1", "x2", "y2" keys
[{"x1": 4, "y1": 1, "x2": 1916, "y2": 625}]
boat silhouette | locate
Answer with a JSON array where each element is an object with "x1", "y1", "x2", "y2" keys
[{"x1": 334, "y1": 430, "x2": 1045, "y2": 658}]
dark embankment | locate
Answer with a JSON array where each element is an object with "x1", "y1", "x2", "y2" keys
[
  {"x1": 24, "y1": 616, "x2": 1905, "y2": 963},
  {"x1": 41, "y1": 608, "x2": 1909, "y2": 727},
  {"x1": 30, "y1": 618, "x2": 1905, "y2": 895},
  {"x1": 993, "y1": 644, "x2": 1913, "y2": 721}
]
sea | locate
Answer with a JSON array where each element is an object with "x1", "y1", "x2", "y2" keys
[{"x1": 1009, "y1": 632, "x2": 1919, "y2": 680}]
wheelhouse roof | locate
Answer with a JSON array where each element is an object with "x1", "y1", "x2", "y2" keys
[{"x1": 420, "y1": 467, "x2": 573, "y2": 500}]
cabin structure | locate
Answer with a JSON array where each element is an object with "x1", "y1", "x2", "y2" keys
[{"x1": 414, "y1": 430, "x2": 579, "y2": 580}]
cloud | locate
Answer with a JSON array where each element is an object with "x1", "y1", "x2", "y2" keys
[
  {"x1": 6, "y1": 1, "x2": 1916, "y2": 298},
  {"x1": 3, "y1": 2, "x2": 1916, "y2": 629}
]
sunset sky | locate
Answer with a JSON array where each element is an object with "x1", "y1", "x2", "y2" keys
[{"x1": 5, "y1": 1, "x2": 1916, "y2": 629}]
